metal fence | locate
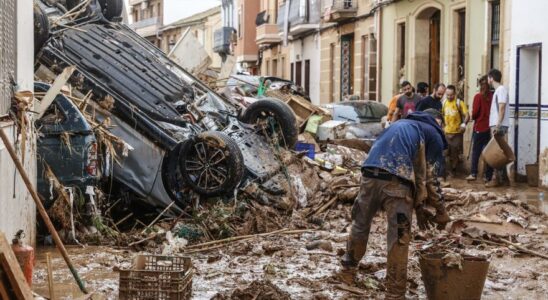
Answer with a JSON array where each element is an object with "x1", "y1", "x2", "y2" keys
[{"x1": 0, "y1": 0, "x2": 17, "y2": 116}]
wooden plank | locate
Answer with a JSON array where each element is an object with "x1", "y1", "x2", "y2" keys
[
  {"x1": 46, "y1": 253, "x2": 56, "y2": 300},
  {"x1": 0, "y1": 269, "x2": 13, "y2": 300},
  {"x1": 0, "y1": 233, "x2": 33, "y2": 300}
]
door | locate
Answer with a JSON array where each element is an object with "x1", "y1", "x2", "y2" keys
[
  {"x1": 295, "y1": 61, "x2": 302, "y2": 87},
  {"x1": 341, "y1": 34, "x2": 354, "y2": 99},
  {"x1": 429, "y1": 11, "x2": 441, "y2": 88},
  {"x1": 514, "y1": 44, "x2": 542, "y2": 180},
  {"x1": 304, "y1": 59, "x2": 310, "y2": 96}
]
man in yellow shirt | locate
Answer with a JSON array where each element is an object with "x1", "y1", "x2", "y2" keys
[{"x1": 442, "y1": 85, "x2": 469, "y2": 177}]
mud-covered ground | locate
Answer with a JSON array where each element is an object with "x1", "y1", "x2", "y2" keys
[{"x1": 33, "y1": 179, "x2": 548, "y2": 299}]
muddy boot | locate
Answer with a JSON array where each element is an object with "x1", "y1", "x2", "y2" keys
[
  {"x1": 385, "y1": 215, "x2": 411, "y2": 300},
  {"x1": 334, "y1": 266, "x2": 357, "y2": 285},
  {"x1": 434, "y1": 208, "x2": 451, "y2": 229},
  {"x1": 337, "y1": 238, "x2": 367, "y2": 285}
]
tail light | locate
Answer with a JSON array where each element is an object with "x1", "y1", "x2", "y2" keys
[{"x1": 85, "y1": 142, "x2": 99, "y2": 176}]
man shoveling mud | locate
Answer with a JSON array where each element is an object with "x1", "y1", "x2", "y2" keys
[{"x1": 339, "y1": 110, "x2": 451, "y2": 299}]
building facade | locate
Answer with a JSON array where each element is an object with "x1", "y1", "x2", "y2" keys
[
  {"x1": 160, "y1": 6, "x2": 223, "y2": 69},
  {"x1": 128, "y1": 0, "x2": 164, "y2": 47},
  {"x1": 506, "y1": 0, "x2": 547, "y2": 186},
  {"x1": 0, "y1": 0, "x2": 36, "y2": 245},
  {"x1": 234, "y1": 0, "x2": 261, "y2": 74},
  {"x1": 319, "y1": 0, "x2": 378, "y2": 104}
]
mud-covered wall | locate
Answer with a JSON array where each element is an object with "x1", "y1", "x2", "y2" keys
[{"x1": 0, "y1": 0, "x2": 36, "y2": 246}]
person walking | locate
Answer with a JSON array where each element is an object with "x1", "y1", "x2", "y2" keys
[
  {"x1": 417, "y1": 82, "x2": 430, "y2": 98},
  {"x1": 486, "y1": 69, "x2": 515, "y2": 187},
  {"x1": 416, "y1": 83, "x2": 446, "y2": 112},
  {"x1": 441, "y1": 85, "x2": 469, "y2": 177},
  {"x1": 338, "y1": 110, "x2": 450, "y2": 299},
  {"x1": 392, "y1": 81, "x2": 421, "y2": 122},
  {"x1": 386, "y1": 81, "x2": 408, "y2": 123},
  {"x1": 466, "y1": 76, "x2": 494, "y2": 182}
]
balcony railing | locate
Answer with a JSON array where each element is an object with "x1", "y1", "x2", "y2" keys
[
  {"x1": 256, "y1": 23, "x2": 281, "y2": 45},
  {"x1": 322, "y1": 0, "x2": 358, "y2": 22},
  {"x1": 277, "y1": 0, "x2": 321, "y2": 37}
]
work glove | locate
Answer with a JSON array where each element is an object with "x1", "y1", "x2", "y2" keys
[{"x1": 415, "y1": 206, "x2": 435, "y2": 230}]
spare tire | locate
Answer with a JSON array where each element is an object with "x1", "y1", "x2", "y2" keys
[
  {"x1": 240, "y1": 98, "x2": 298, "y2": 148},
  {"x1": 98, "y1": 0, "x2": 123, "y2": 21},
  {"x1": 179, "y1": 131, "x2": 244, "y2": 197},
  {"x1": 34, "y1": 4, "x2": 50, "y2": 55}
]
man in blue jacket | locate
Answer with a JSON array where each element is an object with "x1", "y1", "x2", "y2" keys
[{"x1": 340, "y1": 110, "x2": 450, "y2": 299}]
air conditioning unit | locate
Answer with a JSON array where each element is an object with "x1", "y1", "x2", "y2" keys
[{"x1": 214, "y1": 27, "x2": 236, "y2": 54}]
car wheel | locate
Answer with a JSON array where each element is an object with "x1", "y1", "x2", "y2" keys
[
  {"x1": 240, "y1": 97, "x2": 298, "y2": 148},
  {"x1": 34, "y1": 4, "x2": 50, "y2": 55},
  {"x1": 98, "y1": 0, "x2": 123, "y2": 21},
  {"x1": 179, "y1": 131, "x2": 244, "y2": 197}
]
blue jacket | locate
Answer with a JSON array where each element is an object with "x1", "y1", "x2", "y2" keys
[{"x1": 363, "y1": 112, "x2": 447, "y2": 183}]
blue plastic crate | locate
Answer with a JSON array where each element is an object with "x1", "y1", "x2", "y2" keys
[{"x1": 295, "y1": 142, "x2": 315, "y2": 159}]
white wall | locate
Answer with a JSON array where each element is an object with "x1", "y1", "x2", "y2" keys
[
  {"x1": 290, "y1": 33, "x2": 321, "y2": 104},
  {"x1": 509, "y1": 0, "x2": 548, "y2": 186},
  {"x1": 0, "y1": 0, "x2": 36, "y2": 245}
]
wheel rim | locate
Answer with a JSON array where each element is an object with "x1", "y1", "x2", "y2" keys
[{"x1": 184, "y1": 139, "x2": 229, "y2": 192}]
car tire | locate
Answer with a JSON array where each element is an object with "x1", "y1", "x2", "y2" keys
[
  {"x1": 179, "y1": 131, "x2": 244, "y2": 197},
  {"x1": 34, "y1": 4, "x2": 50, "y2": 55},
  {"x1": 240, "y1": 98, "x2": 298, "y2": 148},
  {"x1": 98, "y1": 0, "x2": 123, "y2": 21}
]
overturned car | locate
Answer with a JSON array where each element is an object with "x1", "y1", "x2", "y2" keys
[{"x1": 34, "y1": 0, "x2": 298, "y2": 211}]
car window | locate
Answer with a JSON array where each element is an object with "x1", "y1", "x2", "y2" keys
[
  {"x1": 38, "y1": 103, "x2": 66, "y2": 125},
  {"x1": 339, "y1": 102, "x2": 387, "y2": 122}
]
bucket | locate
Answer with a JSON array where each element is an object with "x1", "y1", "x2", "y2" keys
[
  {"x1": 482, "y1": 137, "x2": 514, "y2": 169},
  {"x1": 419, "y1": 253, "x2": 490, "y2": 300},
  {"x1": 526, "y1": 164, "x2": 539, "y2": 187}
]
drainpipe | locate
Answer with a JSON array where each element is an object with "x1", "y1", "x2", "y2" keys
[{"x1": 376, "y1": 2, "x2": 383, "y2": 102}]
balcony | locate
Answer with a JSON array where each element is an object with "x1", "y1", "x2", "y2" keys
[
  {"x1": 129, "y1": 0, "x2": 147, "y2": 6},
  {"x1": 277, "y1": 1, "x2": 321, "y2": 38},
  {"x1": 129, "y1": 17, "x2": 161, "y2": 37},
  {"x1": 322, "y1": 0, "x2": 358, "y2": 22},
  {"x1": 214, "y1": 27, "x2": 236, "y2": 55},
  {"x1": 256, "y1": 23, "x2": 281, "y2": 45}
]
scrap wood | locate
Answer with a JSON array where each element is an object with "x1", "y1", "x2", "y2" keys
[
  {"x1": 334, "y1": 284, "x2": 366, "y2": 296},
  {"x1": 182, "y1": 229, "x2": 316, "y2": 254},
  {"x1": 0, "y1": 128, "x2": 88, "y2": 294},
  {"x1": 141, "y1": 201, "x2": 176, "y2": 234},
  {"x1": 128, "y1": 232, "x2": 164, "y2": 247},
  {"x1": 37, "y1": 66, "x2": 76, "y2": 119},
  {"x1": 0, "y1": 232, "x2": 33, "y2": 300},
  {"x1": 46, "y1": 253, "x2": 55, "y2": 300},
  {"x1": 498, "y1": 238, "x2": 548, "y2": 260}
]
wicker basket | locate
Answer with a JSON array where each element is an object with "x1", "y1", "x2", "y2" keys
[{"x1": 119, "y1": 255, "x2": 193, "y2": 300}]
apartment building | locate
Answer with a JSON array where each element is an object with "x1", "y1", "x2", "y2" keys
[
  {"x1": 378, "y1": 0, "x2": 506, "y2": 105},
  {"x1": 160, "y1": 6, "x2": 223, "y2": 69},
  {"x1": 233, "y1": 0, "x2": 261, "y2": 74},
  {"x1": 128, "y1": 0, "x2": 164, "y2": 47},
  {"x1": 319, "y1": 0, "x2": 378, "y2": 104}
]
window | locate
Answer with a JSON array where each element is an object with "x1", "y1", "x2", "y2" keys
[
  {"x1": 281, "y1": 56, "x2": 286, "y2": 78},
  {"x1": 238, "y1": 8, "x2": 242, "y2": 38},
  {"x1": 490, "y1": 1, "x2": 501, "y2": 69},
  {"x1": 330, "y1": 43, "x2": 336, "y2": 102},
  {"x1": 361, "y1": 35, "x2": 369, "y2": 99},
  {"x1": 272, "y1": 59, "x2": 278, "y2": 76},
  {"x1": 457, "y1": 9, "x2": 466, "y2": 81},
  {"x1": 369, "y1": 37, "x2": 378, "y2": 100},
  {"x1": 304, "y1": 60, "x2": 310, "y2": 96},
  {"x1": 296, "y1": 61, "x2": 303, "y2": 87},
  {"x1": 397, "y1": 23, "x2": 406, "y2": 71},
  {"x1": 291, "y1": 62, "x2": 294, "y2": 82},
  {"x1": 266, "y1": 59, "x2": 270, "y2": 75}
]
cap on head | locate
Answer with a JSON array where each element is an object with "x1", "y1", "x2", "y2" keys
[{"x1": 423, "y1": 108, "x2": 442, "y2": 120}]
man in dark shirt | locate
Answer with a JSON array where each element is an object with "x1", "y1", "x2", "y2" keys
[
  {"x1": 339, "y1": 110, "x2": 450, "y2": 299},
  {"x1": 466, "y1": 76, "x2": 493, "y2": 181},
  {"x1": 391, "y1": 82, "x2": 422, "y2": 121},
  {"x1": 416, "y1": 83, "x2": 446, "y2": 112},
  {"x1": 417, "y1": 82, "x2": 429, "y2": 98}
]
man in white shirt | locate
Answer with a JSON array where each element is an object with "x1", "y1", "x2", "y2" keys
[{"x1": 486, "y1": 69, "x2": 515, "y2": 187}]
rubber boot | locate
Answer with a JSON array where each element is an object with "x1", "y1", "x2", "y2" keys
[
  {"x1": 337, "y1": 238, "x2": 368, "y2": 285},
  {"x1": 385, "y1": 217, "x2": 410, "y2": 300}
]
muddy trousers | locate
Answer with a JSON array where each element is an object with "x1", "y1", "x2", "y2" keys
[{"x1": 342, "y1": 175, "x2": 413, "y2": 300}]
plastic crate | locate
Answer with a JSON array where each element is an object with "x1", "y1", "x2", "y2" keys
[
  {"x1": 295, "y1": 142, "x2": 315, "y2": 159},
  {"x1": 119, "y1": 255, "x2": 193, "y2": 300}
]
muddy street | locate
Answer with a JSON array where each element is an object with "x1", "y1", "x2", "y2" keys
[{"x1": 31, "y1": 179, "x2": 547, "y2": 299}]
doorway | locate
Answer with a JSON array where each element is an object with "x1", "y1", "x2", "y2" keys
[
  {"x1": 341, "y1": 34, "x2": 354, "y2": 99},
  {"x1": 514, "y1": 44, "x2": 542, "y2": 180},
  {"x1": 415, "y1": 8, "x2": 441, "y2": 87}
]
